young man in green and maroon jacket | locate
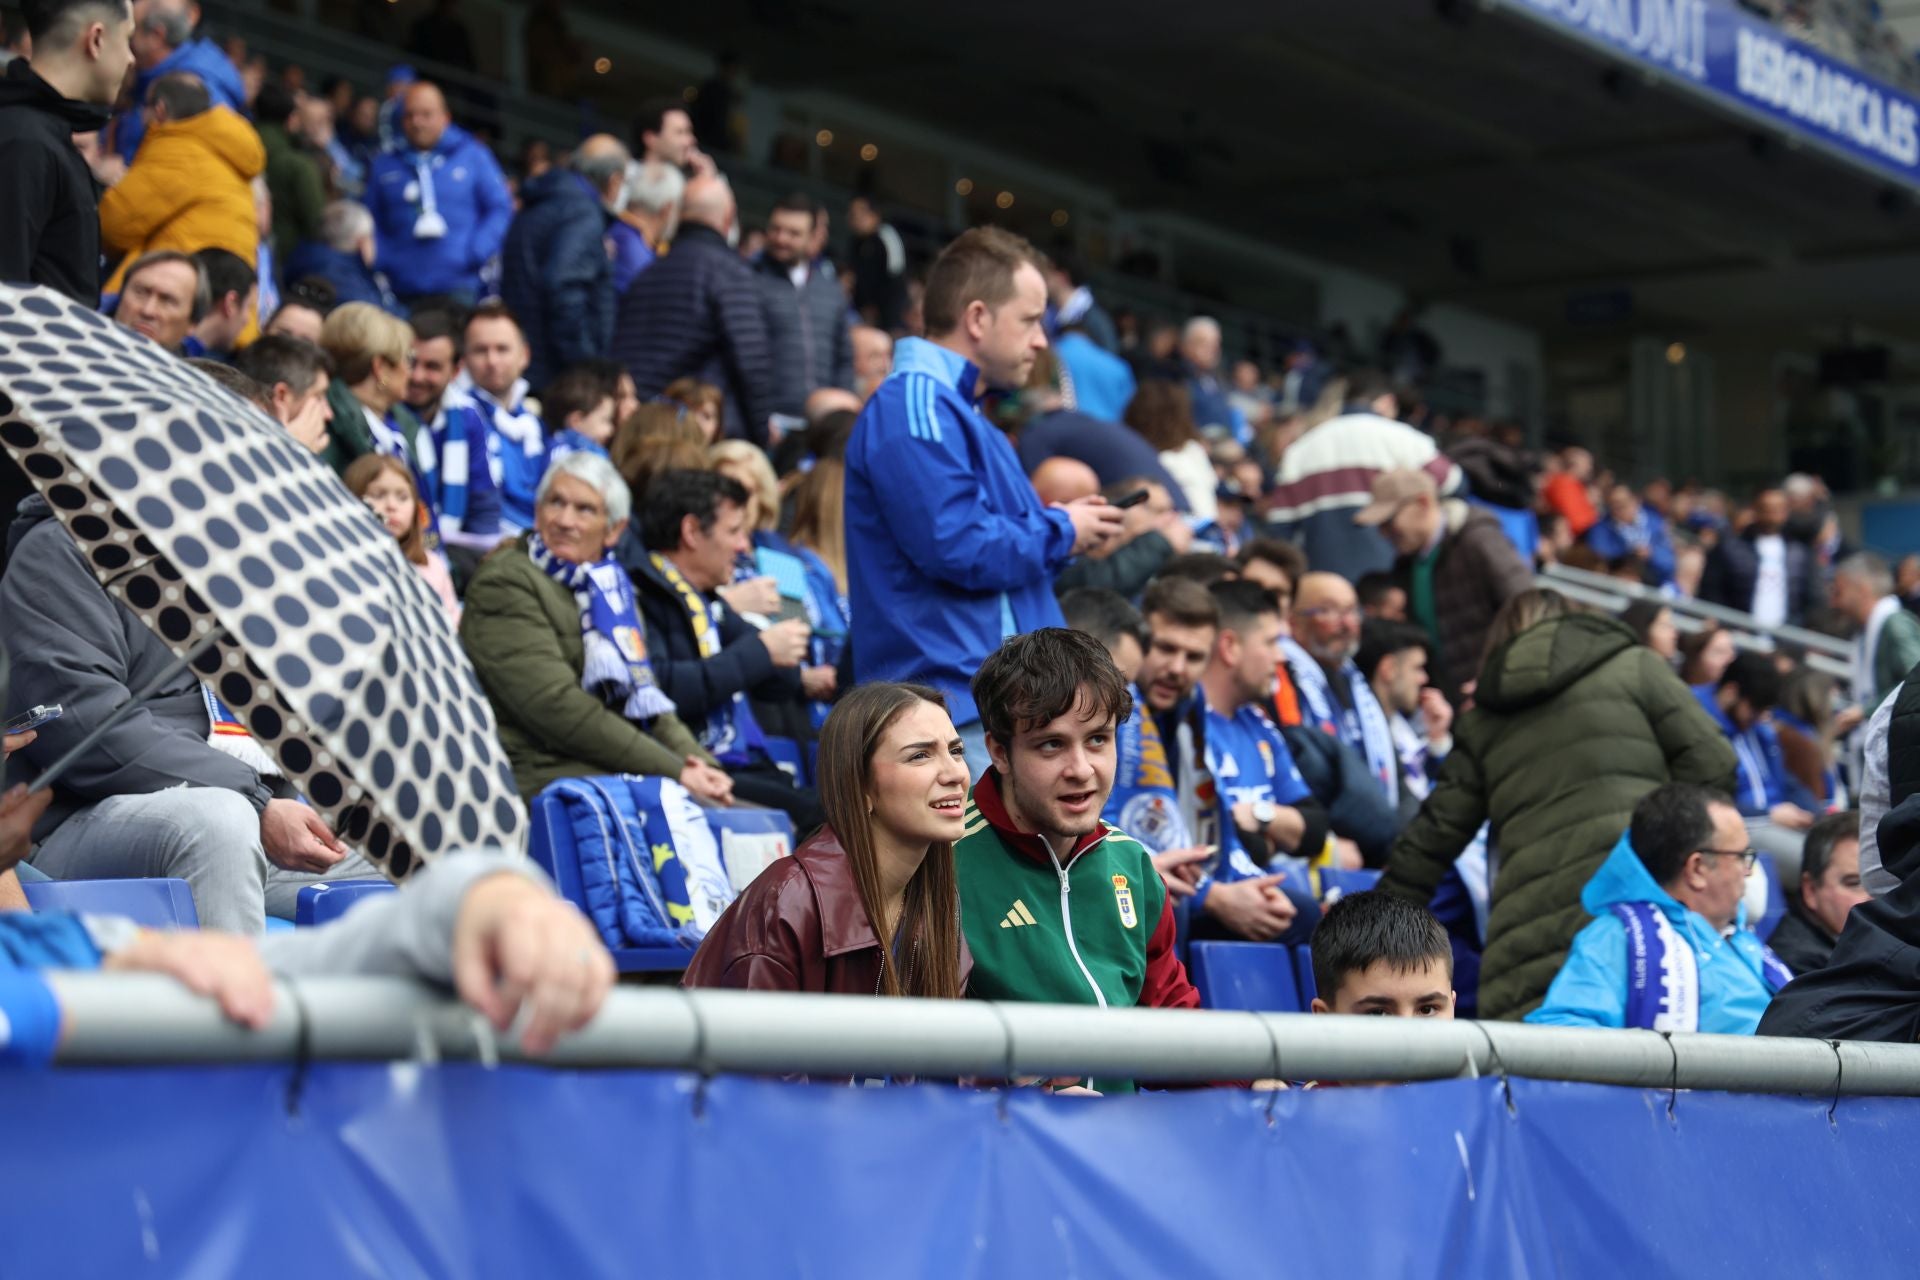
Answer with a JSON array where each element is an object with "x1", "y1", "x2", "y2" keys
[{"x1": 956, "y1": 628, "x2": 1203, "y2": 1095}]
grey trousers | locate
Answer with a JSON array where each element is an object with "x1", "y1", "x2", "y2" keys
[
  {"x1": 1749, "y1": 817, "x2": 1807, "y2": 887},
  {"x1": 28, "y1": 788, "x2": 379, "y2": 935}
]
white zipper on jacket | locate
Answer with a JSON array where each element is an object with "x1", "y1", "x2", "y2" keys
[{"x1": 1048, "y1": 844, "x2": 1107, "y2": 1009}]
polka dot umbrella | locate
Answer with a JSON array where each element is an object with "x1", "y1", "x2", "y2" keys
[{"x1": 0, "y1": 285, "x2": 526, "y2": 879}]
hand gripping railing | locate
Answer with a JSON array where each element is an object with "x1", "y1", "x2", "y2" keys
[{"x1": 43, "y1": 974, "x2": 1920, "y2": 1096}]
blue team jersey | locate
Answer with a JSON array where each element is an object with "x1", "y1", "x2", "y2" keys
[{"x1": 1205, "y1": 704, "x2": 1312, "y2": 811}]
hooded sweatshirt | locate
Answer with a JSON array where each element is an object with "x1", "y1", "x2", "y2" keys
[
  {"x1": 1527, "y1": 832, "x2": 1788, "y2": 1034},
  {"x1": 0, "y1": 59, "x2": 112, "y2": 304},
  {"x1": 100, "y1": 104, "x2": 265, "y2": 296}
]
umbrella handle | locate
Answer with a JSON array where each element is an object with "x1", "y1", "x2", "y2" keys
[{"x1": 26, "y1": 629, "x2": 228, "y2": 796}]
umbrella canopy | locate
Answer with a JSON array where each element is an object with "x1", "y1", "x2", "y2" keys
[{"x1": 0, "y1": 284, "x2": 525, "y2": 878}]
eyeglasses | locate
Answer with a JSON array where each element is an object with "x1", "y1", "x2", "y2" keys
[{"x1": 1694, "y1": 847, "x2": 1759, "y2": 872}]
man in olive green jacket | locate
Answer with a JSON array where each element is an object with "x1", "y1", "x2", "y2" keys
[
  {"x1": 1379, "y1": 605, "x2": 1737, "y2": 1021},
  {"x1": 461, "y1": 533, "x2": 716, "y2": 798}
]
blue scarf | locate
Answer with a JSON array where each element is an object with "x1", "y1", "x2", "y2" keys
[
  {"x1": 1105, "y1": 705, "x2": 1194, "y2": 856},
  {"x1": 527, "y1": 533, "x2": 677, "y2": 722},
  {"x1": 1280, "y1": 637, "x2": 1397, "y2": 804},
  {"x1": 1614, "y1": 902, "x2": 1793, "y2": 1031}
]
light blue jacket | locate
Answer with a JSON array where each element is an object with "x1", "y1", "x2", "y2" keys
[
  {"x1": 845, "y1": 338, "x2": 1074, "y2": 724},
  {"x1": 1527, "y1": 833, "x2": 1779, "y2": 1035}
]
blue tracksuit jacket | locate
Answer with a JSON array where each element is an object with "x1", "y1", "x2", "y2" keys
[
  {"x1": 365, "y1": 123, "x2": 513, "y2": 300},
  {"x1": 845, "y1": 337, "x2": 1074, "y2": 725}
]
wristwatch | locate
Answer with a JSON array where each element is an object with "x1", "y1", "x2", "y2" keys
[{"x1": 1251, "y1": 800, "x2": 1277, "y2": 829}]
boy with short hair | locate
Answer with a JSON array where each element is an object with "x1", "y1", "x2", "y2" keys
[
  {"x1": 542, "y1": 365, "x2": 618, "y2": 462},
  {"x1": 1309, "y1": 891, "x2": 1456, "y2": 1018}
]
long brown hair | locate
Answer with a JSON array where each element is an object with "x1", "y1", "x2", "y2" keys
[
  {"x1": 790, "y1": 458, "x2": 847, "y2": 594},
  {"x1": 816, "y1": 682, "x2": 965, "y2": 999},
  {"x1": 343, "y1": 453, "x2": 427, "y2": 565},
  {"x1": 1125, "y1": 379, "x2": 1200, "y2": 452},
  {"x1": 1478, "y1": 587, "x2": 1573, "y2": 677}
]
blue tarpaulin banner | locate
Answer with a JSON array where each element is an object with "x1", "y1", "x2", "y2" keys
[
  {"x1": 4, "y1": 1064, "x2": 1918, "y2": 1277},
  {"x1": 1505, "y1": 0, "x2": 1920, "y2": 190}
]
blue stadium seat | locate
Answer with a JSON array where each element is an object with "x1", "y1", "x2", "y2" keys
[
  {"x1": 1316, "y1": 867, "x2": 1382, "y2": 902},
  {"x1": 1468, "y1": 499, "x2": 1540, "y2": 566},
  {"x1": 1188, "y1": 941, "x2": 1303, "y2": 1012},
  {"x1": 1292, "y1": 946, "x2": 1318, "y2": 1007},
  {"x1": 296, "y1": 879, "x2": 396, "y2": 926},
  {"x1": 761, "y1": 736, "x2": 808, "y2": 787},
  {"x1": 23, "y1": 878, "x2": 198, "y2": 929},
  {"x1": 527, "y1": 787, "x2": 794, "y2": 974}
]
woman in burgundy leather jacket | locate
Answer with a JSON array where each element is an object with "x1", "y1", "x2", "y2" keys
[{"x1": 684, "y1": 682, "x2": 973, "y2": 995}]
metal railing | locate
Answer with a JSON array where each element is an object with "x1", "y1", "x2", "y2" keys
[
  {"x1": 43, "y1": 974, "x2": 1920, "y2": 1096},
  {"x1": 1538, "y1": 562, "x2": 1854, "y2": 682}
]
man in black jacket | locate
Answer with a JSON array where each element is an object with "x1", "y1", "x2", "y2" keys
[
  {"x1": 752, "y1": 191, "x2": 852, "y2": 421},
  {"x1": 617, "y1": 470, "x2": 824, "y2": 834},
  {"x1": 611, "y1": 172, "x2": 775, "y2": 445},
  {"x1": 1700, "y1": 489, "x2": 1819, "y2": 628},
  {"x1": 0, "y1": 0, "x2": 133, "y2": 304},
  {"x1": 1768, "y1": 810, "x2": 1869, "y2": 976}
]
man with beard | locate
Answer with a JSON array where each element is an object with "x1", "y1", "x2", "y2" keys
[
  {"x1": 956, "y1": 627, "x2": 1204, "y2": 1093},
  {"x1": 405, "y1": 304, "x2": 505, "y2": 567},
  {"x1": 1283, "y1": 573, "x2": 1399, "y2": 809}
]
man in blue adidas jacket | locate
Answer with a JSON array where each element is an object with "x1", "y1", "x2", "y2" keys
[
  {"x1": 365, "y1": 83, "x2": 512, "y2": 306},
  {"x1": 847, "y1": 228, "x2": 1123, "y2": 766},
  {"x1": 1695, "y1": 651, "x2": 1820, "y2": 876}
]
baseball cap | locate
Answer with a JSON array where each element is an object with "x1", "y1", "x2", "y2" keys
[{"x1": 1353, "y1": 468, "x2": 1436, "y2": 527}]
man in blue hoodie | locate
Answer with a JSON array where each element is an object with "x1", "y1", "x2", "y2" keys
[
  {"x1": 114, "y1": 0, "x2": 243, "y2": 163},
  {"x1": 1529, "y1": 782, "x2": 1792, "y2": 1033},
  {"x1": 365, "y1": 82, "x2": 512, "y2": 307},
  {"x1": 846, "y1": 227, "x2": 1123, "y2": 767}
]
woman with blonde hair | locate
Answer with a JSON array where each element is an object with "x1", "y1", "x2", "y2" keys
[
  {"x1": 684, "y1": 682, "x2": 971, "y2": 996},
  {"x1": 1380, "y1": 587, "x2": 1739, "y2": 1020},
  {"x1": 317, "y1": 302, "x2": 434, "y2": 505}
]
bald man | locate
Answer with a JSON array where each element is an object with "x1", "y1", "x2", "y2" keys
[
  {"x1": 500, "y1": 132, "x2": 633, "y2": 389},
  {"x1": 366, "y1": 80, "x2": 513, "y2": 304},
  {"x1": 613, "y1": 172, "x2": 776, "y2": 445},
  {"x1": 1280, "y1": 573, "x2": 1400, "y2": 807},
  {"x1": 851, "y1": 324, "x2": 894, "y2": 398},
  {"x1": 1031, "y1": 456, "x2": 1101, "y2": 507}
]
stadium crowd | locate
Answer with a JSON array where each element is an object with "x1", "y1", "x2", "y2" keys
[{"x1": 1, "y1": 0, "x2": 1919, "y2": 1066}]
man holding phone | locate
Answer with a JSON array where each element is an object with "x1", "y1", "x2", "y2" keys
[
  {"x1": 847, "y1": 228, "x2": 1122, "y2": 770},
  {"x1": 1, "y1": 497, "x2": 379, "y2": 933}
]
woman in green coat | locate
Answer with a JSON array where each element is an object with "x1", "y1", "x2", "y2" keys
[
  {"x1": 459, "y1": 451, "x2": 732, "y2": 802},
  {"x1": 1379, "y1": 590, "x2": 1737, "y2": 1021}
]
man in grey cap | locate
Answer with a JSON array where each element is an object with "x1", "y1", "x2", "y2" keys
[{"x1": 1353, "y1": 468, "x2": 1533, "y2": 705}]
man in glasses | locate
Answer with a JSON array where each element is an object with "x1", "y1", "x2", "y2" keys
[
  {"x1": 1528, "y1": 782, "x2": 1793, "y2": 1034},
  {"x1": 1281, "y1": 572, "x2": 1399, "y2": 811}
]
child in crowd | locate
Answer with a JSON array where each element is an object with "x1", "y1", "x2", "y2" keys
[
  {"x1": 345, "y1": 454, "x2": 462, "y2": 625},
  {"x1": 1309, "y1": 891, "x2": 1456, "y2": 1019},
  {"x1": 542, "y1": 367, "x2": 618, "y2": 462},
  {"x1": 663, "y1": 377, "x2": 724, "y2": 443}
]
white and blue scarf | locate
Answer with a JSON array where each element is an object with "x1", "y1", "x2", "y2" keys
[
  {"x1": 1613, "y1": 902, "x2": 1793, "y2": 1032},
  {"x1": 1280, "y1": 637, "x2": 1397, "y2": 804},
  {"x1": 528, "y1": 533, "x2": 677, "y2": 722}
]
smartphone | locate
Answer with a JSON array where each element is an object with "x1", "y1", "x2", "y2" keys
[
  {"x1": 5, "y1": 704, "x2": 61, "y2": 735},
  {"x1": 1112, "y1": 488, "x2": 1152, "y2": 510}
]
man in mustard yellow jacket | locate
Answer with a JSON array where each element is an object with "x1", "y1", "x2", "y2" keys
[{"x1": 99, "y1": 70, "x2": 263, "y2": 300}]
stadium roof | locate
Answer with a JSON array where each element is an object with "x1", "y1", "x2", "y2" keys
[{"x1": 628, "y1": 0, "x2": 1920, "y2": 340}]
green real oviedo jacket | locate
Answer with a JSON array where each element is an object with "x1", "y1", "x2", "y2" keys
[{"x1": 956, "y1": 769, "x2": 1201, "y2": 1094}]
